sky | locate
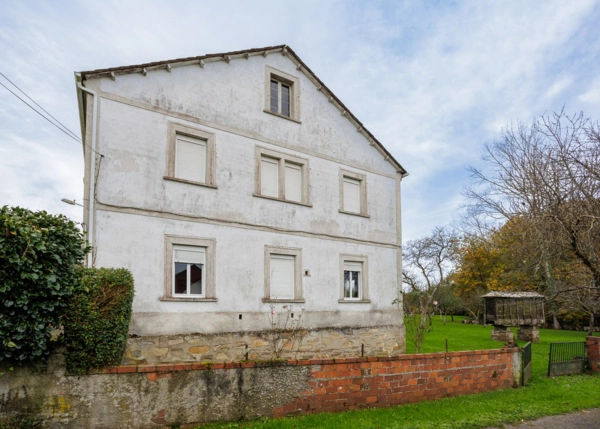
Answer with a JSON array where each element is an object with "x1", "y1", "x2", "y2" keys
[{"x1": 1, "y1": 0, "x2": 599, "y2": 243}]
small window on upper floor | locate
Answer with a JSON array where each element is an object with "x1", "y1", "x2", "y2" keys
[
  {"x1": 339, "y1": 169, "x2": 369, "y2": 217},
  {"x1": 254, "y1": 146, "x2": 311, "y2": 206},
  {"x1": 264, "y1": 66, "x2": 300, "y2": 122},
  {"x1": 165, "y1": 122, "x2": 216, "y2": 188}
]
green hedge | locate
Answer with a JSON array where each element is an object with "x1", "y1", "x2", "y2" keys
[
  {"x1": 0, "y1": 206, "x2": 88, "y2": 366},
  {"x1": 63, "y1": 267, "x2": 134, "y2": 374}
]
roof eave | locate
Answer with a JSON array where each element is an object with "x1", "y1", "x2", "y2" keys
[
  {"x1": 74, "y1": 72, "x2": 86, "y2": 154},
  {"x1": 76, "y1": 44, "x2": 408, "y2": 175}
]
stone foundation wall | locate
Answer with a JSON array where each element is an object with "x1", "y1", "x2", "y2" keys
[
  {"x1": 491, "y1": 325, "x2": 514, "y2": 342},
  {"x1": 123, "y1": 325, "x2": 405, "y2": 365},
  {"x1": 517, "y1": 326, "x2": 540, "y2": 343}
]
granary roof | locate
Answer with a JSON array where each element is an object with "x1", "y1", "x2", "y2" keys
[{"x1": 481, "y1": 291, "x2": 545, "y2": 299}]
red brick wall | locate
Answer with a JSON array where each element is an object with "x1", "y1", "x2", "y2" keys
[
  {"x1": 587, "y1": 336, "x2": 600, "y2": 373},
  {"x1": 1, "y1": 345, "x2": 520, "y2": 427},
  {"x1": 93, "y1": 346, "x2": 519, "y2": 419},
  {"x1": 273, "y1": 345, "x2": 519, "y2": 417}
]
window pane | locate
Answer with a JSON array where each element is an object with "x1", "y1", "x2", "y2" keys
[
  {"x1": 270, "y1": 80, "x2": 279, "y2": 113},
  {"x1": 261, "y1": 156, "x2": 279, "y2": 197},
  {"x1": 284, "y1": 162, "x2": 302, "y2": 202},
  {"x1": 270, "y1": 254, "x2": 294, "y2": 299},
  {"x1": 344, "y1": 270, "x2": 351, "y2": 298},
  {"x1": 175, "y1": 135, "x2": 206, "y2": 183},
  {"x1": 189, "y1": 263, "x2": 203, "y2": 295},
  {"x1": 344, "y1": 270, "x2": 360, "y2": 299},
  {"x1": 174, "y1": 262, "x2": 188, "y2": 294},
  {"x1": 343, "y1": 177, "x2": 361, "y2": 213},
  {"x1": 281, "y1": 83, "x2": 290, "y2": 117},
  {"x1": 351, "y1": 271, "x2": 360, "y2": 298}
]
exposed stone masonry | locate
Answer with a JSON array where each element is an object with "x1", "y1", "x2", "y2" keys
[{"x1": 122, "y1": 325, "x2": 405, "y2": 364}]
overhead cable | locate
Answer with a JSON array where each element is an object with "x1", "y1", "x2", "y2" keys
[{"x1": 0, "y1": 71, "x2": 81, "y2": 143}]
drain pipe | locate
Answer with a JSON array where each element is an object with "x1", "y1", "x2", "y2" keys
[{"x1": 75, "y1": 77, "x2": 98, "y2": 267}]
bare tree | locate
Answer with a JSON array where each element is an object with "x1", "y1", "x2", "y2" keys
[
  {"x1": 402, "y1": 227, "x2": 458, "y2": 340},
  {"x1": 465, "y1": 110, "x2": 600, "y2": 334}
]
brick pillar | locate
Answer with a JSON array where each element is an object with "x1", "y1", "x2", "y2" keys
[{"x1": 586, "y1": 336, "x2": 600, "y2": 373}]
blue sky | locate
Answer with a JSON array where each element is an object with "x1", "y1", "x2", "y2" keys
[{"x1": 1, "y1": 0, "x2": 599, "y2": 242}]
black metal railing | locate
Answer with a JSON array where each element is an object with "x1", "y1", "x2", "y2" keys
[
  {"x1": 521, "y1": 342, "x2": 532, "y2": 385},
  {"x1": 548, "y1": 342, "x2": 587, "y2": 377}
]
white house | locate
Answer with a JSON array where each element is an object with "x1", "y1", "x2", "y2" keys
[{"x1": 75, "y1": 45, "x2": 408, "y2": 363}]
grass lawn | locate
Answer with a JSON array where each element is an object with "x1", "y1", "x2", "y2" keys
[{"x1": 197, "y1": 316, "x2": 600, "y2": 429}]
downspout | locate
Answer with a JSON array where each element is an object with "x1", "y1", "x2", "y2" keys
[
  {"x1": 76, "y1": 77, "x2": 98, "y2": 267},
  {"x1": 396, "y1": 169, "x2": 406, "y2": 352}
]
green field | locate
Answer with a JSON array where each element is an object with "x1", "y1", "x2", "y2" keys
[{"x1": 198, "y1": 316, "x2": 600, "y2": 429}]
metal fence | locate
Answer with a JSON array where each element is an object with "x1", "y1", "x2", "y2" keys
[
  {"x1": 548, "y1": 342, "x2": 587, "y2": 377},
  {"x1": 521, "y1": 342, "x2": 532, "y2": 385}
]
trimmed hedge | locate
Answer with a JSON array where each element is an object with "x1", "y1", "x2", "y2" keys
[
  {"x1": 0, "y1": 206, "x2": 88, "y2": 366},
  {"x1": 63, "y1": 267, "x2": 134, "y2": 374}
]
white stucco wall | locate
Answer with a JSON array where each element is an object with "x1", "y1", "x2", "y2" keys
[
  {"x1": 94, "y1": 210, "x2": 400, "y2": 335},
  {"x1": 81, "y1": 51, "x2": 403, "y2": 336}
]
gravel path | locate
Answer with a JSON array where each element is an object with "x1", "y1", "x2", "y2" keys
[{"x1": 488, "y1": 408, "x2": 600, "y2": 428}]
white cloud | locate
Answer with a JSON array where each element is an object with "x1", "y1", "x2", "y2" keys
[{"x1": 578, "y1": 79, "x2": 600, "y2": 104}]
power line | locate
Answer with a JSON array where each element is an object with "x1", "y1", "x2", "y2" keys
[{"x1": 0, "y1": 71, "x2": 81, "y2": 143}]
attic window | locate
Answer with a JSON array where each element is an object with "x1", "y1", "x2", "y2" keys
[
  {"x1": 264, "y1": 66, "x2": 300, "y2": 122},
  {"x1": 270, "y1": 79, "x2": 290, "y2": 117}
]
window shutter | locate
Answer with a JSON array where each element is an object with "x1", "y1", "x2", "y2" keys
[
  {"x1": 284, "y1": 162, "x2": 302, "y2": 202},
  {"x1": 175, "y1": 135, "x2": 206, "y2": 183},
  {"x1": 344, "y1": 261, "x2": 362, "y2": 272},
  {"x1": 343, "y1": 177, "x2": 361, "y2": 213},
  {"x1": 270, "y1": 254, "x2": 294, "y2": 299},
  {"x1": 174, "y1": 245, "x2": 205, "y2": 264},
  {"x1": 261, "y1": 156, "x2": 279, "y2": 197}
]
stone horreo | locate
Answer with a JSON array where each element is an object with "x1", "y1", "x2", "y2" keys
[{"x1": 74, "y1": 45, "x2": 408, "y2": 364}]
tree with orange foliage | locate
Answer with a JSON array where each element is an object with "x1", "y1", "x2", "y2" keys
[{"x1": 465, "y1": 110, "x2": 600, "y2": 333}]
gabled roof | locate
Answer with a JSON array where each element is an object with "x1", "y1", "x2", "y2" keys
[
  {"x1": 75, "y1": 45, "x2": 407, "y2": 176},
  {"x1": 482, "y1": 292, "x2": 545, "y2": 299}
]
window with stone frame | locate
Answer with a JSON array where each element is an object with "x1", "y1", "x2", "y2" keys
[
  {"x1": 264, "y1": 66, "x2": 300, "y2": 122},
  {"x1": 339, "y1": 254, "x2": 369, "y2": 303}
]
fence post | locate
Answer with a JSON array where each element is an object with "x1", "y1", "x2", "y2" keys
[
  {"x1": 586, "y1": 336, "x2": 600, "y2": 373},
  {"x1": 502, "y1": 343, "x2": 521, "y2": 387}
]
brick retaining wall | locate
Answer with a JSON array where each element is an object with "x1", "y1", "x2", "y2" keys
[
  {"x1": 272, "y1": 345, "x2": 520, "y2": 416},
  {"x1": 0, "y1": 345, "x2": 520, "y2": 428}
]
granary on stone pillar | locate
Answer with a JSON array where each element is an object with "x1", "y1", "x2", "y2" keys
[{"x1": 482, "y1": 291, "x2": 545, "y2": 343}]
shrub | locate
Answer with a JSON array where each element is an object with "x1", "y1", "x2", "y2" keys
[
  {"x1": 0, "y1": 407, "x2": 42, "y2": 429},
  {"x1": 0, "y1": 206, "x2": 88, "y2": 366},
  {"x1": 63, "y1": 267, "x2": 134, "y2": 374}
]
